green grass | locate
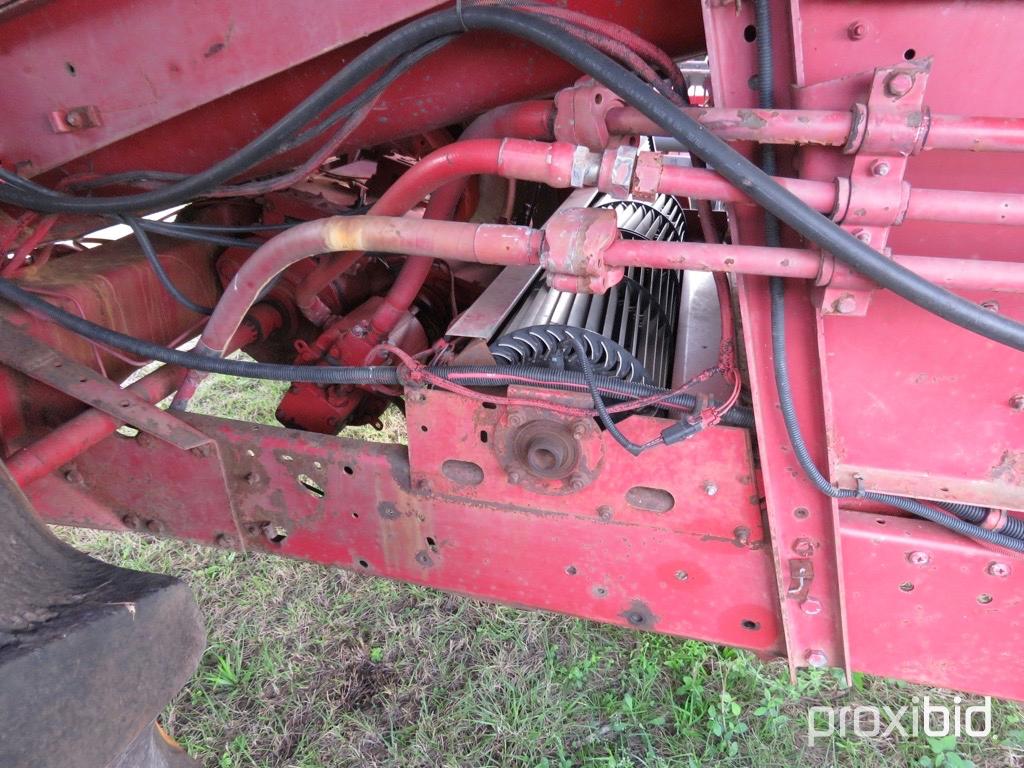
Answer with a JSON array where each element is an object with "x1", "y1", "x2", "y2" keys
[{"x1": 58, "y1": 373, "x2": 1024, "y2": 767}]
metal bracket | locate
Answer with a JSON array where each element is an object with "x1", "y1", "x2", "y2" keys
[
  {"x1": 817, "y1": 59, "x2": 931, "y2": 317},
  {"x1": 0, "y1": 318, "x2": 211, "y2": 451}
]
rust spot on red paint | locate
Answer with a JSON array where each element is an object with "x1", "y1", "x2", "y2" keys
[{"x1": 991, "y1": 451, "x2": 1024, "y2": 485}]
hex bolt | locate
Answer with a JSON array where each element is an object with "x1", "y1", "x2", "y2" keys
[
  {"x1": 508, "y1": 470, "x2": 522, "y2": 485},
  {"x1": 675, "y1": 570, "x2": 689, "y2": 581},
  {"x1": 215, "y1": 533, "x2": 235, "y2": 548},
  {"x1": 870, "y1": 160, "x2": 891, "y2": 177},
  {"x1": 244, "y1": 471, "x2": 259, "y2": 486},
  {"x1": 704, "y1": 482, "x2": 719, "y2": 497},
  {"x1": 350, "y1": 323, "x2": 367, "y2": 338},
  {"x1": 792, "y1": 537, "x2": 815, "y2": 557},
  {"x1": 847, "y1": 20, "x2": 868, "y2": 40},
  {"x1": 63, "y1": 467, "x2": 83, "y2": 484},
  {"x1": 733, "y1": 526, "x2": 750, "y2": 546},
  {"x1": 145, "y1": 519, "x2": 165, "y2": 535},
  {"x1": 64, "y1": 111, "x2": 84, "y2": 128},
  {"x1": 1010, "y1": 394, "x2": 1024, "y2": 412},
  {"x1": 571, "y1": 421, "x2": 588, "y2": 440},
  {"x1": 833, "y1": 294, "x2": 858, "y2": 315},
  {"x1": 121, "y1": 513, "x2": 140, "y2": 530},
  {"x1": 415, "y1": 478, "x2": 430, "y2": 492},
  {"x1": 988, "y1": 562, "x2": 1011, "y2": 577},
  {"x1": 805, "y1": 649, "x2": 829, "y2": 668},
  {"x1": 853, "y1": 229, "x2": 872, "y2": 244},
  {"x1": 801, "y1": 597, "x2": 823, "y2": 616},
  {"x1": 907, "y1": 551, "x2": 931, "y2": 566},
  {"x1": 597, "y1": 505, "x2": 613, "y2": 521},
  {"x1": 569, "y1": 473, "x2": 586, "y2": 491},
  {"x1": 884, "y1": 71, "x2": 915, "y2": 98}
]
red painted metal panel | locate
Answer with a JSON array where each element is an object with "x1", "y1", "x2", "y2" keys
[
  {"x1": 702, "y1": 0, "x2": 851, "y2": 679},
  {"x1": 24, "y1": 408, "x2": 784, "y2": 653},
  {"x1": 0, "y1": 0, "x2": 705, "y2": 185},
  {"x1": 840, "y1": 507, "x2": 1024, "y2": 701}
]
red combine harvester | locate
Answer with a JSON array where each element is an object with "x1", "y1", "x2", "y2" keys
[{"x1": 1, "y1": 1, "x2": 1021, "y2": 764}]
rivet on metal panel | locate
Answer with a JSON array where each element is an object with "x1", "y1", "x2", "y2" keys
[
  {"x1": 907, "y1": 551, "x2": 931, "y2": 566},
  {"x1": 675, "y1": 570, "x2": 689, "y2": 581},
  {"x1": 704, "y1": 481, "x2": 719, "y2": 496}
]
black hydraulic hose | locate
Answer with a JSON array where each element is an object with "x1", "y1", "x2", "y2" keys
[
  {"x1": 454, "y1": 7, "x2": 1024, "y2": 352},
  {"x1": 0, "y1": 11, "x2": 460, "y2": 214},
  {"x1": 0, "y1": 271, "x2": 757, "y2": 427},
  {"x1": 131, "y1": 218, "x2": 260, "y2": 249},
  {"x1": 770, "y1": 279, "x2": 1024, "y2": 551},
  {"x1": 119, "y1": 216, "x2": 214, "y2": 316},
  {"x1": 752, "y1": 0, "x2": 1024, "y2": 550},
  {"x1": 0, "y1": 276, "x2": 393, "y2": 385},
  {"x1": 5, "y1": 7, "x2": 1023, "y2": 349}
]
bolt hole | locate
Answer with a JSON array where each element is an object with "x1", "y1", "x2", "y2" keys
[
  {"x1": 876, "y1": 518, "x2": 887, "y2": 525},
  {"x1": 53, "y1": 361, "x2": 62, "y2": 368},
  {"x1": 482, "y1": 401, "x2": 497, "y2": 410},
  {"x1": 594, "y1": 93, "x2": 604, "y2": 105},
  {"x1": 793, "y1": 507, "x2": 809, "y2": 519},
  {"x1": 426, "y1": 536, "x2": 436, "y2": 547},
  {"x1": 479, "y1": 430, "x2": 488, "y2": 443},
  {"x1": 627, "y1": 612, "x2": 645, "y2": 626},
  {"x1": 743, "y1": 24, "x2": 757, "y2": 42},
  {"x1": 297, "y1": 473, "x2": 326, "y2": 498},
  {"x1": 79, "y1": 377, "x2": 88, "y2": 383},
  {"x1": 120, "y1": 400, "x2": 131, "y2": 408},
  {"x1": 903, "y1": 48, "x2": 916, "y2": 60},
  {"x1": 420, "y1": 425, "x2": 428, "y2": 432},
  {"x1": 899, "y1": 581, "x2": 915, "y2": 592},
  {"x1": 351, "y1": 512, "x2": 359, "y2": 519},
  {"x1": 65, "y1": 62, "x2": 76, "y2": 76},
  {"x1": 343, "y1": 465, "x2": 354, "y2": 475},
  {"x1": 978, "y1": 593, "x2": 993, "y2": 605},
  {"x1": 565, "y1": 565, "x2": 577, "y2": 576},
  {"x1": 358, "y1": 559, "x2": 369, "y2": 569},
  {"x1": 594, "y1": 586, "x2": 608, "y2": 598},
  {"x1": 741, "y1": 619, "x2": 760, "y2": 631},
  {"x1": 265, "y1": 524, "x2": 288, "y2": 544}
]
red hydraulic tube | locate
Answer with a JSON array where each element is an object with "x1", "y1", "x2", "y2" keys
[
  {"x1": 649, "y1": 162, "x2": 1024, "y2": 227},
  {"x1": 602, "y1": 106, "x2": 1024, "y2": 153},
  {"x1": 295, "y1": 102, "x2": 555, "y2": 324}
]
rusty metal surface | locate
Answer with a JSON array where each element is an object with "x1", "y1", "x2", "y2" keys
[
  {"x1": 0, "y1": 318, "x2": 210, "y2": 451},
  {"x1": 25, "y1": 407, "x2": 783, "y2": 654}
]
